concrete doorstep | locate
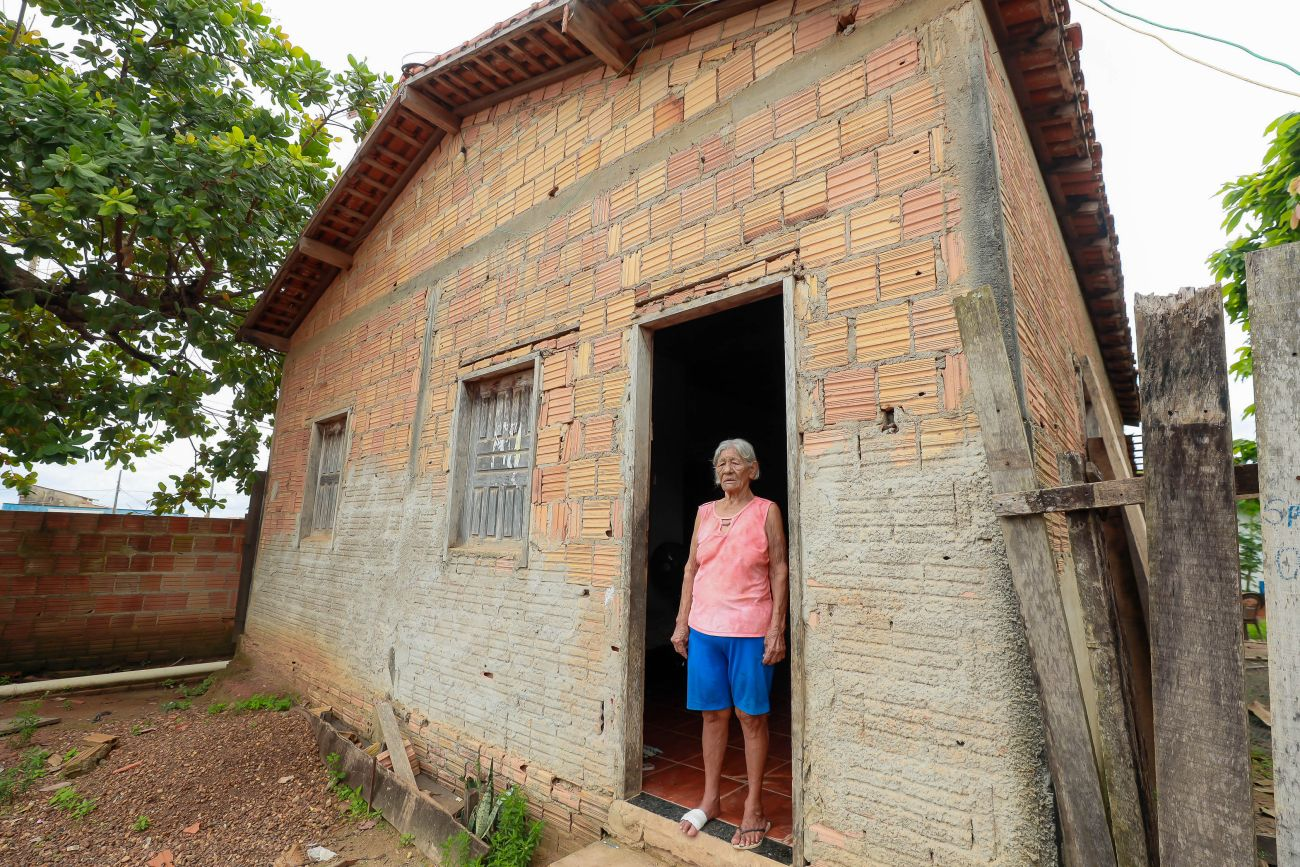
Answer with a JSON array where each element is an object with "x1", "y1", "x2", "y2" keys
[{"x1": 549, "y1": 838, "x2": 666, "y2": 866}]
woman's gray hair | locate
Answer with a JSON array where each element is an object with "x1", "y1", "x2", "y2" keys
[{"x1": 712, "y1": 438, "x2": 760, "y2": 483}]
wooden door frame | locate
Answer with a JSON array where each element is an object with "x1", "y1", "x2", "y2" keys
[{"x1": 616, "y1": 274, "x2": 805, "y2": 864}]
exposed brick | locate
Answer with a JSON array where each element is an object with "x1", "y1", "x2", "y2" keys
[
  {"x1": 901, "y1": 182, "x2": 945, "y2": 238},
  {"x1": 912, "y1": 293, "x2": 959, "y2": 351},
  {"x1": 827, "y1": 153, "x2": 877, "y2": 211},
  {"x1": 684, "y1": 68, "x2": 718, "y2": 119},
  {"x1": 857, "y1": 302, "x2": 912, "y2": 362},
  {"x1": 879, "y1": 240, "x2": 937, "y2": 299},
  {"x1": 754, "y1": 142, "x2": 796, "y2": 192},
  {"x1": 840, "y1": 102, "x2": 889, "y2": 155},
  {"x1": 818, "y1": 63, "x2": 865, "y2": 116},
  {"x1": 742, "y1": 191, "x2": 783, "y2": 241},
  {"x1": 877, "y1": 134, "x2": 932, "y2": 192},
  {"x1": 803, "y1": 318, "x2": 850, "y2": 369},
  {"x1": 866, "y1": 36, "x2": 919, "y2": 92},
  {"x1": 795, "y1": 123, "x2": 840, "y2": 174},
  {"x1": 754, "y1": 24, "x2": 794, "y2": 78},
  {"x1": 848, "y1": 196, "x2": 902, "y2": 251},
  {"x1": 783, "y1": 172, "x2": 828, "y2": 224},
  {"x1": 891, "y1": 78, "x2": 943, "y2": 134},
  {"x1": 734, "y1": 108, "x2": 774, "y2": 155},
  {"x1": 798, "y1": 214, "x2": 846, "y2": 266},
  {"x1": 718, "y1": 48, "x2": 755, "y2": 100},
  {"x1": 878, "y1": 358, "x2": 938, "y2": 409},
  {"x1": 826, "y1": 257, "x2": 877, "y2": 312},
  {"x1": 824, "y1": 367, "x2": 876, "y2": 422},
  {"x1": 774, "y1": 87, "x2": 817, "y2": 138}
]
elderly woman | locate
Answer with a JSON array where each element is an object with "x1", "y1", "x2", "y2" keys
[{"x1": 671, "y1": 438, "x2": 789, "y2": 851}]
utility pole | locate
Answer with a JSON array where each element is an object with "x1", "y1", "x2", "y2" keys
[{"x1": 110, "y1": 466, "x2": 123, "y2": 514}]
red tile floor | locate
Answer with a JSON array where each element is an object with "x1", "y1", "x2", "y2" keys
[{"x1": 640, "y1": 701, "x2": 795, "y2": 845}]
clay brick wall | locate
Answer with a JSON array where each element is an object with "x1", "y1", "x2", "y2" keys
[
  {"x1": 244, "y1": 0, "x2": 1066, "y2": 862},
  {"x1": 0, "y1": 511, "x2": 244, "y2": 674},
  {"x1": 983, "y1": 40, "x2": 1126, "y2": 550}
]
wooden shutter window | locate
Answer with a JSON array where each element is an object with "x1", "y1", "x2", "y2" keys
[
  {"x1": 462, "y1": 370, "x2": 534, "y2": 545},
  {"x1": 311, "y1": 418, "x2": 346, "y2": 531}
]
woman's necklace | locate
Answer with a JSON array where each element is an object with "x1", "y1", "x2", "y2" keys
[{"x1": 716, "y1": 495, "x2": 754, "y2": 533}]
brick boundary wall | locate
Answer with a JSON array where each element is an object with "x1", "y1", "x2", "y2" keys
[{"x1": 0, "y1": 511, "x2": 245, "y2": 675}]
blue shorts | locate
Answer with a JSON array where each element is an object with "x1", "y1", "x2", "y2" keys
[{"x1": 686, "y1": 628, "x2": 774, "y2": 716}]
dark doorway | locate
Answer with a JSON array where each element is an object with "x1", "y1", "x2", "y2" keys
[{"x1": 639, "y1": 294, "x2": 794, "y2": 846}]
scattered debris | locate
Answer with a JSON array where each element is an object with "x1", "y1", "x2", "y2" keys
[
  {"x1": 61, "y1": 738, "x2": 115, "y2": 778},
  {"x1": 112, "y1": 760, "x2": 144, "y2": 774},
  {"x1": 147, "y1": 849, "x2": 175, "y2": 867},
  {"x1": 278, "y1": 774, "x2": 296, "y2": 784},
  {"x1": 358, "y1": 819, "x2": 378, "y2": 831},
  {"x1": 183, "y1": 821, "x2": 201, "y2": 834},
  {"x1": 306, "y1": 845, "x2": 338, "y2": 862},
  {"x1": 272, "y1": 843, "x2": 310, "y2": 867},
  {"x1": 92, "y1": 711, "x2": 111, "y2": 723}
]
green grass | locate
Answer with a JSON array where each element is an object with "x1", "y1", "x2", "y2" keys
[
  {"x1": 0, "y1": 747, "x2": 50, "y2": 803},
  {"x1": 207, "y1": 702, "x2": 228, "y2": 715},
  {"x1": 161, "y1": 698, "x2": 192, "y2": 712},
  {"x1": 132, "y1": 815, "x2": 151, "y2": 832},
  {"x1": 231, "y1": 694, "x2": 293, "y2": 713},
  {"x1": 1247, "y1": 618, "x2": 1268, "y2": 640},
  {"x1": 49, "y1": 786, "x2": 96, "y2": 819}
]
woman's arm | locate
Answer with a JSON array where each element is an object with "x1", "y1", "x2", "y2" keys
[
  {"x1": 671, "y1": 510, "x2": 703, "y2": 659},
  {"x1": 763, "y1": 503, "x2": 789, "y2": 665}
]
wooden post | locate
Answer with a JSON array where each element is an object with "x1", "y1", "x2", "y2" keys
[
  {"x1": 1060, "y1": 453, "x2": 1151, "y2": 866},
  {"x1": 1246, "y1": 241, "x2": 1300, "y2": 864},
  {"x1": 1135, "y1": 286, "x2": 1253, "y2": 866},
  {"x1": 954, "y1": 286, "x2": 1116, "y2": 866}
]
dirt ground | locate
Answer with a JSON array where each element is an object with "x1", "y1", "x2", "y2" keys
[
  {"x1": 0, "y1": 665, "x2": 434, "y2": 866},
  {"x1": 1244, "y1": 639, "x2": 1276, "y2": 849}
]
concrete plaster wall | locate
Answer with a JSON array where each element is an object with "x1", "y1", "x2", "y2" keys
[{"x1": 242, "y1": 0, "x2": 1077, "y2": 862}]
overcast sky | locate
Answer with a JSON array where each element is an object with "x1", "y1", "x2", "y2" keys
[{"x1": 5, "y1": 0, "x2": 1296, "y2": 515}]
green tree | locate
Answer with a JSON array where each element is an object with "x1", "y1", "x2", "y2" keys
[
  {"x1": 1209, "y1": 111, "x2": 1300, "y2": 396},
  {"x1": 1211, "y1": 113, "x2": 1298, "y2": 589},
  {"x1": 0, "y1": 0, "x2": 392, "y2": 511}
]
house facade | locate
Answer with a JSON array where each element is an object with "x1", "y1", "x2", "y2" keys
[{"x1": 239, "y1": 0, "x2": 1139, "y2": 863}]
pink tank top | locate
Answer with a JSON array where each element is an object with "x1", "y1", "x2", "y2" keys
[{"x1": 688, "y1": 497, "x2": 773, "y2": 638}]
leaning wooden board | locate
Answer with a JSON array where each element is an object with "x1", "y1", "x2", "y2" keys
[
  {"x1": 301, "y1": 708, "x2": 488, "y2": 861},
  {"x1": 954, "y1": 286, "x2": 1117, "y2": 866}
]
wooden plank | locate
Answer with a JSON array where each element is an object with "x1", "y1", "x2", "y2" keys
[
  {"x1": 563, "y1": 0, "x2": 633, "y2": 73},
  {"x1": 0, "y1": 716, "x2": 59, "y2": 736},
  {"x1": 374, "y1": 702, "x2": 418, "y2": 790},
  {"x1": 297, "y1": 237, "x2": 353, "y2": 270},
  {"x1": 1249, "y1": 701, "x2": 1273, "y2": 728},
  {"x1": 400, "y1": 87, "x2": 461, "y2": 134},
  {"x1": 1060, "y1": 454, "x2": 1151, "y2": 866},
  {"x1": 1082, "y1": 356, "x2": 1150, "y2": 604},
  {"x1": 1246, "y1": 241, "x2": 1300, "y2": 864},
  {"x1": 238, "y1": 327, "x2": 290, "y2": 353},
  {"x1": 994, "y1": 463, "x2": 1258, "y2": 515},
  {"x1": 993, "y1": 476, "x2": 1145, "y2": 515},
  {"x1": 954, "y1": 286, "x2": 1117, "y2": 867},
  {"x1": 1135, "y1": 286, "x2": 1253, "y2": 866}
]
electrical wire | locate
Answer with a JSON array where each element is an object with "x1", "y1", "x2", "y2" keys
[
  {"x1": 1074, "y1": 0, "x2": 1300, "y2": 99},
  {"x1": 1087, "y1": 0, "x2": 1300, "y2": 78}
]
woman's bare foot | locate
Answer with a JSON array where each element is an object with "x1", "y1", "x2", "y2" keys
[
  {"x1": 679, "y1": 796, "x2": 720, "y2": 837},
  {"x1": 731, "y1": 802, "x2": 768, "y2": 848}
]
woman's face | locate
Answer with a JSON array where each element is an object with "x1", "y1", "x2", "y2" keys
[{"x1": 715, "y1": 448, "x2": 757, "y2": 493}]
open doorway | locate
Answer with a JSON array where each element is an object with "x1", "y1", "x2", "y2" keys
[{"x1": 637, "y1": 294, "x2": 794, "y2": 848}]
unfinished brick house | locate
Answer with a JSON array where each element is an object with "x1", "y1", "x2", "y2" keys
[{"x1": 238, "y1": 0, "x2": 1140, "y2": 862}]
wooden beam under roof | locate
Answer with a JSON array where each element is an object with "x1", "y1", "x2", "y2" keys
[
  {"x1": 400, "y1": 87, "x2": 461, "y2": 134},
  {"x1": 562, "y1": 0, "x2": 633, "y2": 73},
  {"x1": 297, "y1": 237, "x2": 353, "y2": 270}
]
